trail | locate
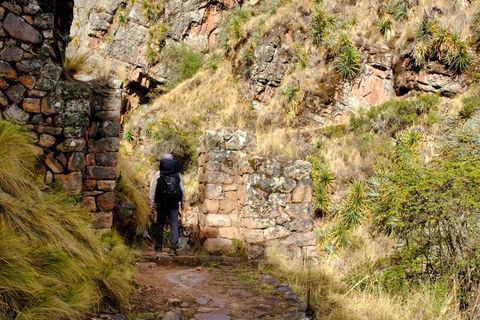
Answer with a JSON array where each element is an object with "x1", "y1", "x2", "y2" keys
[{"x1": 123, "y1": 249, "x2": 310, "y2": 320}]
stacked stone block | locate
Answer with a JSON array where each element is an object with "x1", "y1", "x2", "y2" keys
[
  {"x1": 198, "y1": 129, "x2": 317, "y2": 258},
  {"x1": 0, "y1": 0, "x2": 121, "y2": 229}
]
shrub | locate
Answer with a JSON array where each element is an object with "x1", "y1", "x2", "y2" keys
[
  {"x1": 386, "y1": 0, "x2": 410, "y2": 20},
  {"x1": 160, "y1": 44, "x2": 204, "y2": 89},
  {"x1": 372, "y1": 129, "x2": 480, "y2": 306},
  {"x1": 144, "y1": 117, "x2": 200, "y2": 173}
]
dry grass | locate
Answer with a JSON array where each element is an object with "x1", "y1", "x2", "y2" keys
[
  {"x1": 265, "y1": 237, "x2": 463, "y2": 320},
  {"x1": 0, "y1": 120, "x2": 133, "y2": 319}
]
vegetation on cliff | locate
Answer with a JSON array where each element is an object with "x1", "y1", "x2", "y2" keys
[{"x1": 0, "y1": 121, "x2": 133, "y2": 319}]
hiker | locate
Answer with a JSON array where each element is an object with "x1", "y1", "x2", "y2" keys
[{"x1": 149, "y1": 153, "x2": 186, "y2": 256}]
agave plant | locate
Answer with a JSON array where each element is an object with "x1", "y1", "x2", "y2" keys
[{"x1": 377, "y1": 17, "x2": 394, "y2": 40}]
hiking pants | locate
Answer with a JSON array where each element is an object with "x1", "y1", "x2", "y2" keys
[{"x1": 155, "y1": 201, "x2": 179, "y2": 250}]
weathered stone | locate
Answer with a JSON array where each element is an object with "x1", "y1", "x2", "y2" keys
[
  {"x1": 55, "y1": 172, "x2": 83, "y2": 194},
  {"x1": 223, "y1": 184, "x2": 237, "y2": 191},
  {"x1": 83, "y1": 196, "x2": 97, "y2": 211},
  {"x1": 0, "y1": 61, "x2": 17, "y2": 80},
  {"x1": 19, "y1": 75, "x2": 35, "y2": 89},
  {"x1": 64, "y1": 127, "x2": 86, "y2": 138},
  {"x1": 1, "y1": 46, "x2": 23, "y2": 61},
  {"x1": 97, "y1": 180, "x2": 116, "y2": 191},
  {"x1": 88, "y1": 137, "x2": 120, "y2": 153},
  {"x1": 4, "y1": 105, "x2": 29, "y2": 124},
  {"x1": 16, "y1": 59, "x2": 43, "y2": 73},
  {"x1": 291, "y1": 179, "x2": 313, "y2": 203},
  {"x1": 201, "y1": 226, "x2": 218, "y2": 238},
  {"x1": 68, "y1": 152, "x2": 85, "y2": 171},
  {"x1": 54, "y1": 112, "x2": 89, "y2": 127},
  {"x1": 242, "y1": 217, "x2": 273, "y2": 229},
  {"x1": 285, "y1": 220, "x2": 314, "y2": 232},
  {"x1": 45, "y1": 171, "x2": 53, "y2": 184},
  {"x1": 224, "y1": 190, "x2": 237, "y2": 200},
  {"x1": 33, "y1": 13, "x2": 54, "y2": 30},
  {"x1": 244, "y1": 229, "x2": 265, "y2": 243},
  {"x1": 24, "y1": 3, "x2": 40, "y2": 15},
  {"x1": 218, "y1": 227, "x2": 240, "y2": 239},
  {"x1": 218, "y1": 199, "x2": 237, "y2": 214},
  {"x1": 57, "y1": 138, "x2": 87, "y2": 152},
  {"x1": 92, "y1": 211, "x2": 113, "y2": 229},
  {"x1": 204, "y1": 238, "x2": 233, "y2": 253},
  {"x1": 97, "y1": 191, "x2": 115, "y2": 211},
  {"x1": 285, "y1": 203, "x2": 311, "y2": 220},
  {"x1": 22, "y1": 98, "x2": 41, "y2": 112},
  {"x1": 94, "y1": 110, "x2": 121, "y2": 121},
  {"x1": 3, "y1": 13, "x2": 43, "y2": 44},
  {"x1": 205, "y1": 184, "x2": 222, "y2": 200},
  {"x1": 87, "y1": 166, "x2": 116, "y2": 180},
  {"x1": 45, "y1": 154, "x2": 63, "y2": 173},
  {"x1": 85, "y1": 179, "x2": 97, "y2": 191},
  {"x1": 6, "y1": 84, "x2": 26, "y2": 103},
  {"x1": 37, "y1": 125, "x2": 62, "y2": 135},
  {"x1": 226, "y1": 130, "x2": 254, "y2": 150},
  {"x1": 2, "y1": 2, "x2": 21, "y2": 15},
  {"x1": 268, "y1": 193, "x2": 287, "y2": 207},
  {"x1": 0, "y1": 79, "x2": 7, "y2": 90},
  {"x1": 38, "y1": 134, "x2": 56, "y2": 148},
  {"x1": 163, "y1": 311, "x2": 180, "y2": 320},
  {"x1": 99, "y1": 121, "x2": 121, "y2": 137},
  {"x1": 264, "y1": 226, "x2": 290, "y2": 240},
  {"x1": 282, "y1": 231, "x2": 317, "y2": 247},
  {"x1": 96, "y1": 152, "x2": 117, "y2": 166},
  {"x1": 205, "y1": 170, "x2": 234, "y2": 184},
  {"x1": 284, "y1": 160, "x2": 311, "y2": 180},
  {"x1": 203, "y1": 199, "x2": 219, "y2": 214},
  {"x1": 205, "y1": 214, "x2": 231, "y2": 227}
]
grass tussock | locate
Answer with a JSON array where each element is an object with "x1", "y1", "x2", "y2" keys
[
  {"x1": 0, "y1": 120, "x2": 133, "y2": 319},
  {"x1": 115, "y1": 151, "x2": 151, "y2": 239}
]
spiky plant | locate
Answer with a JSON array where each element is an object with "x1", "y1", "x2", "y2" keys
[
  {"x1": 311, "y1": 3, "x2": 328, "y2": 45},
  {"x1": 444, "y1": 33, "x2": 471, "y2": 73},
  {"x1": 308, "y1": 155, "x2": 334, "y2": 214},
  {"x1": 377, "y1": 17, "x2": 393, "y2": 40},
  {"x1": 341, "y1": 180, "x2": 367, "y2": 229},
  {"x1": 333, "y1": 33, "x2": 361, "y2": 80}
]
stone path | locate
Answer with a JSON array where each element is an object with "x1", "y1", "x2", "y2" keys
[{"x1": 96, "y1": 249, "x2": 311, "y2": 320}]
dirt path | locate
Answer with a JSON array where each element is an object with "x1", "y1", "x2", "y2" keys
[{"x1": 126, "y1": 249, "x2": 310, "y2": 320}]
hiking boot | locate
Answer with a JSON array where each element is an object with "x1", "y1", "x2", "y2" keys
[
  {"x1": 154, "y1": 245, "x2": 162, "y2": 252},
  {"x1": 169, "y1": 248, "x2": 177, "y2": 256}
]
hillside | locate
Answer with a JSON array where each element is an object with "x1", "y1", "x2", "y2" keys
[{"x1": 1, "y1": 0, "x2": 480, "y2": 319}]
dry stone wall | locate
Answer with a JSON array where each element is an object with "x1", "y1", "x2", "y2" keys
[
  {"x1": 0, "y1": 0, "x2": 121, "y2": 229},
  {"x1": 197, "y1": 129, "x2": 317, "y2": 258}
]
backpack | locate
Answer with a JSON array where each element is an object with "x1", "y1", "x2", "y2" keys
[{"x1": 154, "y1": 159, "x2": 182, "y2": 203}]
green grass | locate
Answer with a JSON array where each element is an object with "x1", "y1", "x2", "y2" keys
[{"x1": 0, "y1": 120, "x2": 133, "y2": 319}]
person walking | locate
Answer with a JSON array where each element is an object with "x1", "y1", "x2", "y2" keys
[{"x1": 149, "y1": 154, "x2": 186, "y2": 256}]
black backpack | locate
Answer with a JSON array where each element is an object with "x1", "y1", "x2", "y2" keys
[{"x1": 154, "y1": 159, "x2": 182, "y2": 203}]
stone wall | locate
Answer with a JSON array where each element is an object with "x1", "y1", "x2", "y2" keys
[
  {"x1": 0, "y1": 0, "x2": 121, "y2": 229},
  {"x1": 197, "y1": 129, "x2": 317, "y2": 258}
]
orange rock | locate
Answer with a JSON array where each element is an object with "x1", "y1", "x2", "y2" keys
[
  {"x1": 23, "y1": 98, "x2": 41, "y2": 112},
  {"x1": 97, "y1": 191, "x2": 115, "y2": 212},
  {"x1": 41, "y1": 97, "x2": 54, "y2": 115},
  {"x1": 19, "y1": 75, "x2": 35, "y2": 89}
]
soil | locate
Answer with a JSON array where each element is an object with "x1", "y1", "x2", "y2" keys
[{"x1": 125, "y1": 249, "x2": 310, "y2": 320}]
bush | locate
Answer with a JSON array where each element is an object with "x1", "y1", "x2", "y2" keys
[
  {"x1": 160, "y1": 44, "x2": 204, "y2": 89},
  {"x1": 144, "y1": 117, "x2": 200, "y2": 173},
  {"x1": 0, "y1": 120, "x2": 133, "y2": 319},
  {"x1": 311, "y1": 3, "x2": 328, "y2": 45},
  {"x1": 141, "y1": 0, "x2": 164, "y2": 22},
  {"x1": 307, "y1": 155, "x2": 334, "y2": 215},
  {"x1": 377, "y1": 17, "x2": 393, "y2": 40},
  {"x1": 372, "y1": 129, "x2": 480, "y2": 306}
]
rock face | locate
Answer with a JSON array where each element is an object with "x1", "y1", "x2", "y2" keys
[
  {"x1": 0, "y1": 0, "x2": 121, "y2": 229},
  {"x1": 70, "y1": 0, "x2": 240, "y2": 109},
  {"x1": 197, "y1": 129, "x2": 317, "y2": 258}
]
